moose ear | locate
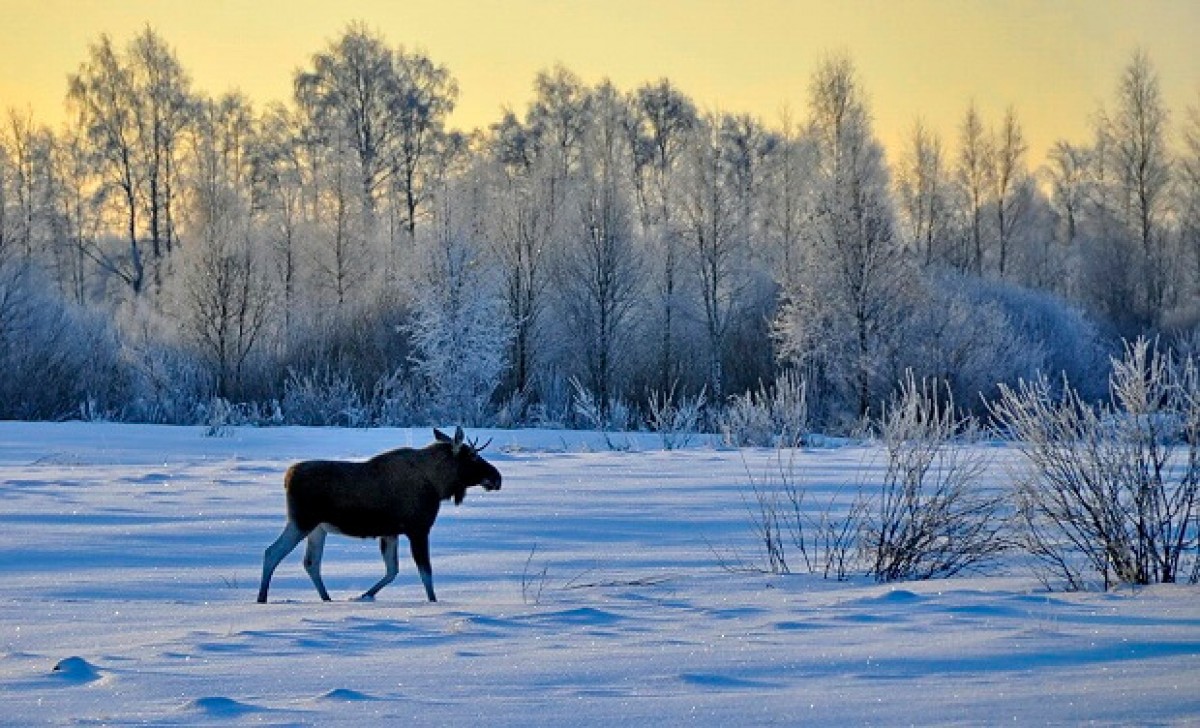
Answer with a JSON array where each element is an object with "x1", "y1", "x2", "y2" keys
[
  {"x1": 452, "y1": 426, "x2": 465, "y2": 454},
  {"x1": 434, "y1": 428, "x2": 451, "y2": 444}
]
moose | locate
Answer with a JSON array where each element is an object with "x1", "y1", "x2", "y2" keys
[{"x1": 257, "y1": 427, "x2": 502, "y2": 603}]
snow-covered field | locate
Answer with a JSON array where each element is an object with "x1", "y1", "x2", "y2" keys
[{"x1": 1, "y1": 422, "x2": 1197, "y2": 726}]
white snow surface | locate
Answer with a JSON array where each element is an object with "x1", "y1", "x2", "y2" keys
[{"x1": 1, "y1": 422, "x2": 1197, "y2": 726}]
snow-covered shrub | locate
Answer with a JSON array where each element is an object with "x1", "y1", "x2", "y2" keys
[
  {"x1": 899, "y1": 271, "x2": 1108, "y2": 415},
  {"x1": 864, "y1": 373, "x2": 1008, "y2": 582},
  {"x1": 202, "y1": 397, "x2": 237, "y2": 437},
  {"x1": 0, "y1": 262, "x2": 126, "y2": 420},
  {"x1": 530, "y1": 373, "x2": 573, "y2": 428},
  {"x1": 728, "y1": 450, "x2": 866, "y2": 580},
  {"x1": 570, "y1": 377, "x2": 628, "y2": 430},
  {"x1": 200, "y1": 397, "x2": 280, "y2": 434},
  {"x1": 570, "y1": 377, "x2": 635, "y2": 449},
  {"x1": 408, "y1": 287, "x2": 510, "y2": 425},
  {"x1": 720, "y1": 370, "x2": 808, "y2": 447},
  {"x1": 646, "y1": 382, "x2": 706, "y2": 450},
  {"x1": 493, "y1": 389, "x2": 529, "y2": 429},
  {"x1": 733, "y1": 372, "x2": 1007, "y2": 582},
  {"x1": 281, "y1": 366, "x2": 366, "y2": 426},
  {"x1": 119, "y1": 304, "x2": 211, "y2": 424},
  {"x1": 721, "y1": 390, "x2": 774, "y2": 448},
  {"x1": 992, "y1": 338, "x2": 1200, "y2": 590},
  {"x1": 367, "y1": 369, "x2": 420, "y2": 426}
]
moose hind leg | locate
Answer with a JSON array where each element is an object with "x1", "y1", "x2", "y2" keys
[
  {"x1": 258, "y1": 521, "x2": 307, "y2": 603},
  {"x1": 408, "y1": 531, "x2": 437, "y2": 602},
  {"x1": 358, "y1": 536, "x2": 399, "y2": 601},
  {"x1": 303, "y1": 526, "x2": 332, "y2": 601}
]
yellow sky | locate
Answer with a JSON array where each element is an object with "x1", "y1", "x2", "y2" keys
[{"x1": 1, "y1": 0, "x2": 1197, "y2": 164}]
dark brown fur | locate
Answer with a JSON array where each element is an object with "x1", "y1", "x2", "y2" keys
[
  {"x1": 257, "y1": 428, "x2": 501, "y2": 603},
  {"x1": 286, "y1": 444, "x2": 471, "y2": 538}
]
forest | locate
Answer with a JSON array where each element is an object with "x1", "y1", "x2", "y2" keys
[{"x1": 1, "y1": 23, "x2": 1198, "y2": 433}]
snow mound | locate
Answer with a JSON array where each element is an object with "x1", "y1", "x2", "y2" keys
[
  {"x1": 185, "y1": 696, "x2": 263, "y2": 716},
  {"x1": 316, "y1": 688, "x2": 378, "y2": 702},
  {"x1": 51, "y1": 656, "x2": 101, "y2": 684}
]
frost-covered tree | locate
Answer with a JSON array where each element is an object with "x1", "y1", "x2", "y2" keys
[
  {"x1": 387, "y1": 47, "x2": 458, "y2": 244},
  {"x1": 555, "y1": 81, "x2": 641, "y2": 413},
  {"x1": 3, "y1": 111, "x2": 42, "y2": 260},
  {"x1": 251, "y1": 102, "x2": 311, "y2": 336},
  {"x1": 67, "y1": 34, "x2": 147, "y2": 294},
  {"x1": 66, "y1": 29, "x2": 196, "y2": 297},
  {"x1": 954, "y1": 102, "x2": 992, "y2": 275},
  {"x1": 1095, "y1": 51, "x2": 1173, "y2": 327},
  {"x1": 177, "y1": 94, "x2": 273, "y2": 400},
  {"x1": 306, "y1": 141, "x2": 374, "y2": 310},
  {"x1": 487, "y1": 66, "x2": 589, "y2": 407},
  {"x1": 895, "y1": 118, "x2": 949, "y2": 265},
  {"x1": 295, "y1": 23, "x2": 398, "y2": 230},
  {"x1": 1175, "y1": 94, "x2": 1200, "y2": 309},
  {"x1": 45, "y1": 122, "x2": 102, "y2": 305},
  {"x1": 683, "y1": 113, "x2": 748, "y2": 401},
  {"x1": 992, "y1": 107, "x2": 1031, "y2": 279},
  {"x1": 409, "y1": 163, "x2": 511, "y2": 424},
  {"x1": 488, "y1": 112, "x2": 552, "y2": 404},
  {"x1": 629, "y1": 79, "x2": 698, "y2": 393},
  {"x1": 0, "y1": 132, "x2": 9, "y2": 259},
  {"x1": 177, "y1": 220, "x2": 272, "y2": 402},
  {"x1": 775, "y1": 55, "x2": 910, "y2": 421},
  {"x1": 129, "y1": 27, "x2": 195, "y2": 268},
  {"x1": 760, "y1": 109, "x2": 816, "y2": 283},
  {"x1": 1045, "y1": 141, "x2": 1090, "y2": 250}
]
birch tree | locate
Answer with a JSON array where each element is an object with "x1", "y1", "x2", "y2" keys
[
  {"x1": 683, "y1": 113, "x2": 745, "y2": 401},
  {"x1": 556, "y1": 81, "x2": 641, "y2": 413},
  {"x1": 774, "y1": 55, "x2": 909, "y2": 420},
  {"x1": 895, "y1": 118, "x2": 949, "y2": 265},
  {"x1": 956, "y1": 102, "x2": 992, "y2": 274},
  {"x1": 1105, "y1": 51, "x2": 1172, "y2": 323},
  {"x1": 992, "y1": 107, "x2": 1031, "y2": 278},
  {"x1": 387, "y1": 47, "x2": 458, "y2": 244},
  {"x1": 67, "y1": 34, "x2": 146, "y2": 295},
  {"x1": 629, "y1": 79, "x2": 697, "y2": 393}
]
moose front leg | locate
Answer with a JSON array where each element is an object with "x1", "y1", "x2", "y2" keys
[{"x1": 408, "y1": 531, "x2": 437, "y2": 602}]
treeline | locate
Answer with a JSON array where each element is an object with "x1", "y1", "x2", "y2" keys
[{"x1": 0, "y1": 24, "x2": 1197, "y2": 430}]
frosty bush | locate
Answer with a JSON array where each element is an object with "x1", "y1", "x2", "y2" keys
[
  {"x1": 494, "y1": 389, "x2": 529, "y2": 429},
  {"x1": 281, "y1": 366, "x2": 367, "y2": 426},
  {"x1": 734, "y1": 372, "x2": 1006, "y2": 582},
  {"x1": 646, "y1": 382, "x2": 706, "y2": 450},
  {"x1": 120, "y1": 306, "x2": 211, "y2": 424},
  {"x1": 896, "y1": 271, "x2": 1107, "y2": 418},
  {"x1": 409, "y1": 296, "x2": 510, "y2": 425},
  {"x1": 0, "y1": 262, "x2": 126, "y2": 419},
  {"x1": 201, "y1": 397, "x2": 280, "y2": 435},
  {"x1": 992, "y1": 338, "x2": 1200, "y2": 590},
  {"x1": 720, "y1": 370, "x2": 809, "y2": 447},
  {"x1": 571, "y1": 377, "x2": 635, "y2": 450},
  {"x1": 367, "y1": 369, "x2": 420, "y2": 426},
  {"x1": 732, "y1": 451, "x2": 865, "y2": 580},
  {"x1": 864, "y1": 373, "x2": 1008, "y2": 582},
  {"x1": 202, "y1": 397, "x2": 238, "y2": 437},
  {"x1": 721, "y1": 391, "x2": 774, "y2": 448}
]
